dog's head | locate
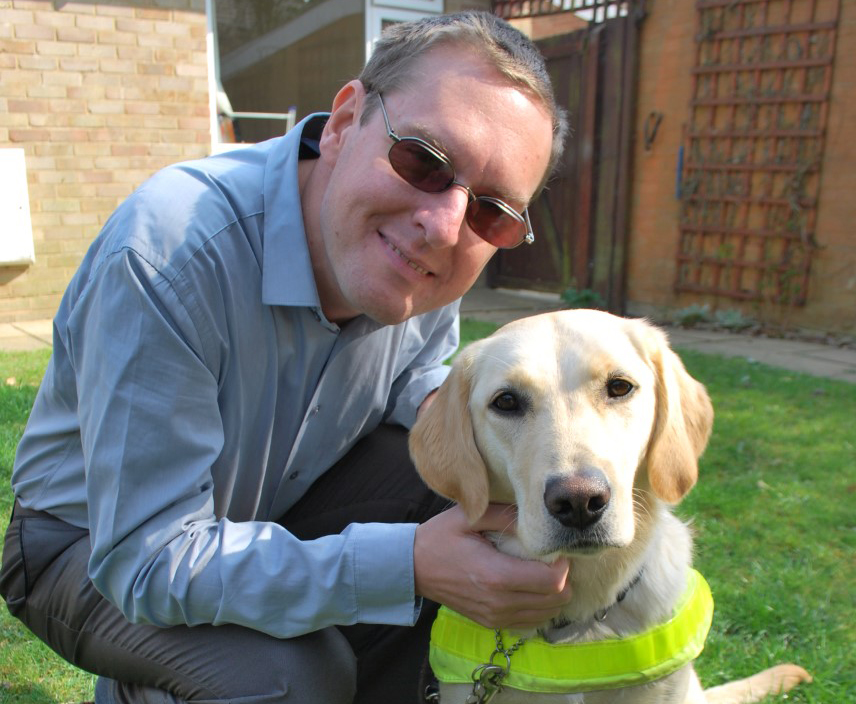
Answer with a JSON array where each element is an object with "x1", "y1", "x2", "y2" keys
[{"x1": 409, "y1": 310, "x2": 713, "y2": 557}]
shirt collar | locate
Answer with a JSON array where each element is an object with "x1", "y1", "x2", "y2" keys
[{"x1": 261, "y1": 113, "x2": 329, "y2": 310}]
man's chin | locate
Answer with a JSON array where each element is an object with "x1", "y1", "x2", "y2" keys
[{"x1": 358, "y1": 293, "x2": 453, "y2": 326}]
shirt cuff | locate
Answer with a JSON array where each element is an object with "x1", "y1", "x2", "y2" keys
[{"x1": 350, "y1": 521, "x2": 420, "y2": 626}]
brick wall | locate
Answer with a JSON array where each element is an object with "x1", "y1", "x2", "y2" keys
[
  {"x1": 0, "y1": 0, "x2": 209, "y2": 323},
  {"x1": 626, "y1": 0, "x2": 856, "y2": 335}
]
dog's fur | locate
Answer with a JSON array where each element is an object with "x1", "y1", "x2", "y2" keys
[{"x1": 410, "y1": 310, "x2": 810, "y2": 704}]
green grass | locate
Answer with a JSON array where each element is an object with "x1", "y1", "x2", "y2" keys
[{"x1": 1, "y1": 325, "x2": 854, "y2": 702}]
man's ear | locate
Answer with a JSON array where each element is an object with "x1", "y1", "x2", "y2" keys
[{"x1": 318, "y1": 80, "x2": 365, "y2": 164}]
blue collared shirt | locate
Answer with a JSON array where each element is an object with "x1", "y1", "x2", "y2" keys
[{"x1": 11, "y1": 114, "x2": 459, "y2": 638}]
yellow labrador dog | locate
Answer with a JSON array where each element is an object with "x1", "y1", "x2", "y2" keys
[{"x1": 410, "y1": 310, "x2": 810, "y2": 704}]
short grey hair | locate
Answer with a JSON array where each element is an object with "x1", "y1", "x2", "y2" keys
[{"x1": 358, "y1": 11, "x2": 568, "y2": 186}]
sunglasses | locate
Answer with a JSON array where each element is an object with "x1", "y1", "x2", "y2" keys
[{"x1": 376, "y1": 93, "x2": 535, "y2": 249}]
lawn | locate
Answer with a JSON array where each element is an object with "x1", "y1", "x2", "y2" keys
[{"x1": 1, "y1": 321, "x2": 854, "y2": 703}]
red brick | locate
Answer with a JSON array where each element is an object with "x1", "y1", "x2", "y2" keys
[
  {"x1": 9, "y1": 128, "x2": 50, "y2": 141},
  {"x1": 8, "y1": 98, "x2": 49, "y2": 113}
]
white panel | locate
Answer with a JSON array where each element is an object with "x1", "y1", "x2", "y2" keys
[
  {"x1": 365, "y1": 2, "x2": 443, "y2": 64},
  {"x1": 0, "y1": 149, "x2": 36, "y2": 266}
]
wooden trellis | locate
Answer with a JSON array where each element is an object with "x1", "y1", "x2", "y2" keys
[{"x1": 675, "y1": 0, "x2": 840, "y2": 306}]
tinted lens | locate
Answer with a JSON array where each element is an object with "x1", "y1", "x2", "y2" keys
[
  {"x1": 388, "y1": 139, "x2": 455, "y2": 193},
  {"x1": 466, "y1": 198, "x2": 527, "y2": 248}
]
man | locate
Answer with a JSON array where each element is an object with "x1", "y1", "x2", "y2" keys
[{"x1": 1, "y1": 11, "x2": 570, "y2": 704}]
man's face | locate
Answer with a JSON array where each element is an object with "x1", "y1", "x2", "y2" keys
[{"x1": 307, "y1": 45, "x2": 554, "y2": 325}]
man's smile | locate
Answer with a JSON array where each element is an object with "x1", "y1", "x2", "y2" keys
[{"x1": 381, "y1": 234, "x2": 433, "y2": 277}]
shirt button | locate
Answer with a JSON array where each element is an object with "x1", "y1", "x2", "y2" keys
[
  {"x1": 289, "y1": 471, "x2": 300, "y2": 481},
  {"x1": 310, "y1": 406, "x2": 320, "y2": 416}
]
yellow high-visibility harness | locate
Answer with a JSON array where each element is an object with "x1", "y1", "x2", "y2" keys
[{"x1": 430, "y1": 568, "x2": 713, "y2": 696}]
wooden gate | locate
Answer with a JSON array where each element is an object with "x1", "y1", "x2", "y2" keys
[{"x1": 488, "y1": 1, "x2": 644, "y2": 313}]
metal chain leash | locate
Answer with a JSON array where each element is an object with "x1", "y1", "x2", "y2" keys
[{"x1": 463, "y1": 630, "x2": 526, "y2": 704}]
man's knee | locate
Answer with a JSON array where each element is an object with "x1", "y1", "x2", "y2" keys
[{"x1": 95, "y1": 627, "x2": 357, "y2": 704}]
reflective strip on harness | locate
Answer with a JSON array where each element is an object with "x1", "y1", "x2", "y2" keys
[{"x1": 430, "y1": 568, "x2": 713, "y2": 694}]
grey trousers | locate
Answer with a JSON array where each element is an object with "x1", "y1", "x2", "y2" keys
[{"x1": 1, "y1": 425, "x2": 449, "y2": 704}]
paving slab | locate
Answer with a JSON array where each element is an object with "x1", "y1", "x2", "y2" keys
[{"x1": 0, "y1": 321, "x2": 52, "y2": 352}]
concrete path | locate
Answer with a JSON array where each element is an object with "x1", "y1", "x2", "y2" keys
[
  {"x1": 461, "y1": 287, "x2": 856, "y2": 384},
  {"x1": 2, "y1": 288, "x2": 855, "y2": 383}
]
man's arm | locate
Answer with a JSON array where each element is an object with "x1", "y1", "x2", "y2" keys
[{"x1": 66, "y1": 244, "x2": 420, "y2": 638}]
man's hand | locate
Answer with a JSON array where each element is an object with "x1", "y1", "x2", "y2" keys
[{"x1": 413, "y1": 504, "x2": 571, "y2": 630}]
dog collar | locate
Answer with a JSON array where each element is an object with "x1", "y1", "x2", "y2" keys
[{"x1": 430, "y1": 568, "x2": 713, "y2": 694}]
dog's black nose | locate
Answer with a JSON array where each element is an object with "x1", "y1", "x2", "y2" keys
[{"x1": 544, "y1": 469, "x2": 611, "y2": 529}]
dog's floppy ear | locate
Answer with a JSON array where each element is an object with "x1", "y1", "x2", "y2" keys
[
  {"x1": 637, "y1": 322, "x2": 714, "y2": 503},
  {"x1": 409, "y1": 348, "x2": 490, "y2": 523}
]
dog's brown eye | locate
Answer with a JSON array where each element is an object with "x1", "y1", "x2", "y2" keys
[
  {"x1": 491, "y1": 392, "x2": 520, "y2": 413},
  {"x1": 607, "y1": 378, "x2": 633, "y2": 398}
]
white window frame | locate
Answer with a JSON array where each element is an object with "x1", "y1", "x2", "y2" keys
[{"x1": 364, "y1": 0, "x2": 443, "y2": 63}]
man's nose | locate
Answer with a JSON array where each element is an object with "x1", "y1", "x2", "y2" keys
[{"x1": 415, "y1": 187, "x2": 470, "y2": 249}]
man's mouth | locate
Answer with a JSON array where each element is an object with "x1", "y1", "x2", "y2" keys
[{"x1": 383, "y1": 235, "x2": 431, "y2": 277}]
